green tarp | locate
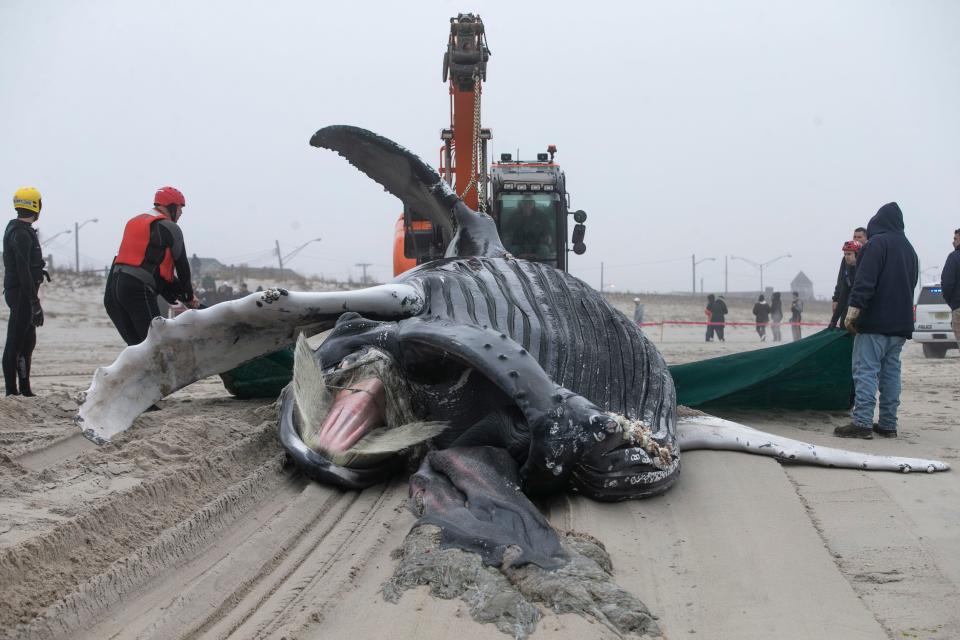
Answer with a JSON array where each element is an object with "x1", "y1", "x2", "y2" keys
[
  {"x1": 669, "y1": 328, "x2": 854, "y2": 410},
  {"x1": 220, "y1": 329, "x2": 855, "y2": 411},
  {"x1": 219, "y1": 347, "x2": 294, "y2": 399}
]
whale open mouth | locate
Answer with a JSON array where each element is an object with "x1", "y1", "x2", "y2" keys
[
  {"x1": 292, "y1": 336, "x2": 447, "y2": 468},
  {"x1": 315, "y1": 377, "x2": 387, "y2": 453}
]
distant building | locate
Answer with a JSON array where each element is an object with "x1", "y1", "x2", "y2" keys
[{"x1": 791, "y1": 271, "x2": 814, "y2": 300}]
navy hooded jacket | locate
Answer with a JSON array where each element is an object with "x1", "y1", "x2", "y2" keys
[
  {"x1": 941, "y1": 247, "x2": 960, "y2": 311},
  {"x1": 848, "y1": 203, "x2": 918, "y2": 337}
]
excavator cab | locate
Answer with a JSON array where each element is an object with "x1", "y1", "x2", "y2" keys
[{"x1": 488, "y1": 148, "x2": 587, "y2": 272}]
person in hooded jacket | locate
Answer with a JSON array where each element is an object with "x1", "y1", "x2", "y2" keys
[
  {"x1": 752, "y1": 294, "x2": 770, "y2": 341},
  {"x1": 712, "y1": 295, "x2": 728, "y2": 342},
  {"x1": 835, "y1": 202, "x2": 918, "y2": 439},
  {"x1": 941, "y1": 228, "x2": 960, "y2": 343}
]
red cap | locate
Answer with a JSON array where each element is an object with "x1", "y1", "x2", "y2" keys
[
  {"x1": 842, "y1": 240, "x2": 862, "y2": 253},
  {"x1": 154, "y1": 186, "x2": 185, "y2": 207}
]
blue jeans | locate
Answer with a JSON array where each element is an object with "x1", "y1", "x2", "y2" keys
[{"x1": 851, "y1": 333, "x2": 906, "y2": 430}]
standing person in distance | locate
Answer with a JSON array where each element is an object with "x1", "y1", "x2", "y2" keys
[
  {"x1": 835, "y1": 202, "x2": 918, "y2": 439},
  {"x1": 3, "y1": 187, "x2": 50, "y2": 396},
  {"x1": 769, "y1": 292, "x2": 783, "y2": 342},
  {"x1": 833, "y1": 227, "x2": 868, "y2": 318},
  {"x1": 790, "y1": 292, "x2": 804, "y2": 341},
  {"x1": 752, "y1": 294, "x2": 770, "y2": 342},
  {"x1": 704, "y1": 294, "x2": 716, "y2": 342},
  {"x1": 940, "y1": 228, "x2": 960, "y2": 344},
  {"x1": 829, "y1": 240, "x2": 862, "y2": 328},
  {"x1": 712, "y1": 295, "x2": 728, "y2": 342},
  {"x1": 104, "y1": 186, "x2": 198, "y2": 346}
]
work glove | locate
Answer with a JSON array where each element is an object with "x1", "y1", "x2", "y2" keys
[
  {"x1": 41, "y1": 269, "x2": 51, "y2": 283},
  {"x1": 31, "y1": 300, "x2": 44, "y2": 327},
  {"x1": 844, "y1": 306, "x2": 860, "y2": 333}
]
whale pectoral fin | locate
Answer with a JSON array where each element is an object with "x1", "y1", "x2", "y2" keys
[
  {"x1": 311, "y1": 125, "x2": 457, "y2": 242},
  {"x1": 310, "y1": 125, "x2": 507, "y2": 260},
  {"x1": 677, "y1": 414, "x2": 950, "y2": 473},
  {"x1": 78, "y1": 284, "x2": 424, "y2": 445}
]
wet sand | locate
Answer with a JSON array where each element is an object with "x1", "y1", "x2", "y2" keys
[{"x1": 1, "y1": 279, "x2": 957, "y2": 639}]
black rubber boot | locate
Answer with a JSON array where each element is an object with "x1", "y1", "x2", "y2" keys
[
  {"x1": 833, "y1": 423, "x2": 872, "y2": 439},
  {"x1": 17, "y1": 355, "x2": 34, "y2": 397}
]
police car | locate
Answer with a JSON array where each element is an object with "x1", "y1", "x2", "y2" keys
[{"x1": 914, "y1": 284, "x2": 957, "y2": 358}]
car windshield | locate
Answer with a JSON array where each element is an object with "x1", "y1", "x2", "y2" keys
[
  {"x1": 498, "y1": 193, "x2": 558, "y2": 262},
  {"x1": 917, "y1": 286, "x2": 946, "y2": 305}
]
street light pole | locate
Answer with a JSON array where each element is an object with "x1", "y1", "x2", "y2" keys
[
  {"x1": 276, "y1": 237, "x2": 322, "y2": 282},
  {"x1": 276, "y1": 240, "x2": 284, "y2": 281},
  {"x1": 692, "y1": 254, "x2": 716, "y2": 295},
  {"x1": 74, "y1": 218, "x2": 98, "y2": 272},
  {"x1": 40, "y1": 229, "x2": 71, "y2": 247},
  {"x1": 731, "y1": 254, "x2": 791, "y2": 292}
]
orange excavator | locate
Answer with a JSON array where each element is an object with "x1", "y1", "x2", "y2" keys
[{"x1": 393, "y1": 13, "x2": 587, "y2": 276}]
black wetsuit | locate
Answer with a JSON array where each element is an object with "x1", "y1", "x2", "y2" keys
[
  {"x1": 3, "y1": 218, "x2": 46, "y2": 395},
  {"x1": 104, "y1": 213, "x2": 193, "y2": 346}
]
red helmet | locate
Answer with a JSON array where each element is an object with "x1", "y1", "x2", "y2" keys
[
  {"x1": 154, "y1": 186, "x2": 186, "y2": 208},
  {"x1": 842, "y1": 240, "x2": 862, "y2": 253}
]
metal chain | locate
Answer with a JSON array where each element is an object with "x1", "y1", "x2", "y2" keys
[{"x1": 458, "y1": 74, "x2": 486, "y2": 212}]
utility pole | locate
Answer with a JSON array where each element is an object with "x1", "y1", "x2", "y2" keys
[
  {"x1": 355, "y1": 262, "x2": 372, "y2": 284},
  {"x1": 275, "y1": 240, "x2": 284, "y2": 281},
  {"x1": 600, "y1": 261, "x2": 604, "y2": 293},
  {"x1": 725, "y1": 255, "x2": 728, "y2": 294}
]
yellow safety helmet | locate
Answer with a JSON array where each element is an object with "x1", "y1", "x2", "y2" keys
[{"x1": 13, "y1": 187, "x2": 42, "y2": 214}]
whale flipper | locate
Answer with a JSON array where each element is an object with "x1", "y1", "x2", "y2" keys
[{"x1": 310, "y1": 125, "x2": 506, "y2": 260}]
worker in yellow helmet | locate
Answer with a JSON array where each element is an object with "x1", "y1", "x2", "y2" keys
[{"x1": 3, "y1": 187, "x2": 50, "y2": 396}]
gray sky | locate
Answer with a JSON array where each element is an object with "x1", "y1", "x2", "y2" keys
[{"x1": 2, "y1": 0, "x2": 957, "y2": 296}]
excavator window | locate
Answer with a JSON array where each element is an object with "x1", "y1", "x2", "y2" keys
[{"x1": 498, "y1": 193, "x2": 559, "y2": 265}]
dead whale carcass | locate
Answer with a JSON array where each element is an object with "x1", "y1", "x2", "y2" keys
[
  {"x1": 77, "y1": 125, "x2": 950, "y2": 494},
  {"x1": 74, "y1": 125, "x2": 950, "y2": 638}
]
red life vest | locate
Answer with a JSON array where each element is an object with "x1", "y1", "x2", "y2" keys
[{"x1": 114, "y1": 211, "x2": 175, "y2": 283}]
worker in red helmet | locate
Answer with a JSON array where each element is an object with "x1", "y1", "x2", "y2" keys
[
  {"x1": 103, "y1": 187, "x2": 198, "y2": 345},
  {"x1": 829, "y1": 239, "x2": 863, "y2": 328}
]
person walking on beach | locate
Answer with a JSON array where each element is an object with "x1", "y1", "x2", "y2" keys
[
  {"x1": 835, "y1": 202, "x2": 918, "y2": 439},
  {"x1": 752, "y1": 294, "x2": 770, "y2": 341},
  {"x1": 3, "y1": 187, "x2": 50, "y2": 396},
  {"x1": 705, "y1": 294, "x2": 716, "y2": 341},
  {"x1": 770, "y1": 292, "x2": 783, "y2": 342},
  {"x1": 829, "y1": 240, "x2": 862, "y2": 328},
  {"x1": 104, "y1": 186, "x2": 197, "y2": 346},
  {"x1": 790, "y1": 292, "x2": 804, "y2": 341},
  {"x1": 941, "y1": 228, "x2": 960, "y2": 343},
  {"x1": 712, "y1": 295, "x2": 728, "y2": 342}
]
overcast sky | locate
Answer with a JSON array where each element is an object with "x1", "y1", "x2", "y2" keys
[{"x1": 2, "y1": 0, "x2": 957, "y2": 296}]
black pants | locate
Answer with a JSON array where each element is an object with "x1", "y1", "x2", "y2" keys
[
  {"x1": 104, "y1": 270, "x2": 161, "y2": 346},
  {"x1": 3, "y1": 289, "x2": 37, "y2": 395}
]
